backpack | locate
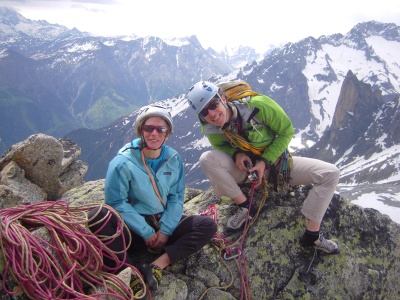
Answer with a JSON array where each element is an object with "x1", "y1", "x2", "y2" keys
[{"x1": 217, "y1": 80, "x2": 258, "y2": 100}]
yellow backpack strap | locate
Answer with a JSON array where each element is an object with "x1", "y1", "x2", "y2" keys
[{"x1": 231, "y1": 91, "x2": 258, "y2": 100}]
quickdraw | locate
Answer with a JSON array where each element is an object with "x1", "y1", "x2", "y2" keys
[
  {"x1": 210, "y1": 234, "x2": 243, "y2": 261},
  {"x1": 269, "y1": 149, "x2": 292, "y2": 193}
]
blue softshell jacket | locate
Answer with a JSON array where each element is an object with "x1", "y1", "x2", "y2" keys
[{"x1": 104, "y1": 138, "x2": 185, "y2": 240}]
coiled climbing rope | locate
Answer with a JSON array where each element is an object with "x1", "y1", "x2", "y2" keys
[{"x1": 0, "y1": 200, "x2": 145, "y2": 299}]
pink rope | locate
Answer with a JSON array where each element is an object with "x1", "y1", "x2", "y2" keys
[{"x1": 0, "y1": 200, "x2": 140, "y2": 299}]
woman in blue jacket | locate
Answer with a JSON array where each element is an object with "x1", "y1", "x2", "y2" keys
[{"x1": 88, "y1": 105, "x2": 217, "y2": 295}]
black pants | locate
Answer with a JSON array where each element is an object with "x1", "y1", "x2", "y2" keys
[{"x1": 88, "y1": 207, "x2": 217, "y2": 270}]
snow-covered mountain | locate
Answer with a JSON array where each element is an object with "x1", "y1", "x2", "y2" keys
[
  {"x1": 66, "y1": 21, "x2": 400, "y2": 224},
  {"x1": 206, "y1": 44, "x2": 268, "y2": 69},
  {"x1": 0, "y1": 7, "x2": 86, "y2": 41},
  {"x1": 1, "y1": 7, "x2": 399, "y2": 223},
  {"x1": 0, "y1": 7, "x2": 235, "y2": 153}
]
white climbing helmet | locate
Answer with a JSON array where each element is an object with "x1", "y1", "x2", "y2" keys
[
  {"x1": 135, "y1": 105, "x2": 173, "y2": 135},
  {"x1": 186, "y1": 81, "x2": 219, "y2": 115}
]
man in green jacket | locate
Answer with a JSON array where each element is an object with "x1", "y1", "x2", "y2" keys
[{"x1": 186, "y1": 80, "x2": 340, "y2": 254}]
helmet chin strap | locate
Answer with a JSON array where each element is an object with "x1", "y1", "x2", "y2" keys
[{"x1": 219, "y1": 101, "x2": 232, "y2": 130}]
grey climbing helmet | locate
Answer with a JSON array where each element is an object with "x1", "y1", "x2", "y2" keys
[
  {"x1": 186, "y1": 81, "x2": 219, "y2": 115},
  {"x1": 135, "y1": 105, "x2": 173, "y2": 136}
]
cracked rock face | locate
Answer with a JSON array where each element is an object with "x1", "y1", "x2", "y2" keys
[{"x1": 64, "y1": 182, "x2": 400, "y2": 300}]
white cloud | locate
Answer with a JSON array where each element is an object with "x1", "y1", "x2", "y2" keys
[{"x1": 1, "y1": 0, "x2": 400, "y2": 53}]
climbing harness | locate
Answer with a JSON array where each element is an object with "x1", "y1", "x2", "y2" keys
[
  {"x1": 199, "y1": 176, "x2": 269, "y2": 300},
  {"x1": 0, "y1": 200, "x2": 145, "y2": 299},
  {"x1": 222, "y1": 111, "x2": 292, "y2": 194}
]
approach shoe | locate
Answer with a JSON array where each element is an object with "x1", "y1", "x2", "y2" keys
[
  {"x1": 314, "y1": 234, "x2": 340, "y2": 254},
  {"x1": 130, "y1": 275, "x2": 146, "y2": 299},
  {"x1": 226, "y1": 207, "x2": 252, "y2": 231},
  {"x1": 138, "y1": 263, "x2": 162, "y2": 292}
]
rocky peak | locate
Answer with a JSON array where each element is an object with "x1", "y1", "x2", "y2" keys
[
  {"x1": 330, "y1": 70, "x2": 382, "y2": 151},
  {"x1": 0, "y1": 134, "x2": 399, "y2": 299},
  {"x1": 0, "y1": 7, "x2": 24, "y2": 25},
  {"x1": 350, "y1": 21, "x2": 400, "y2": 40}
]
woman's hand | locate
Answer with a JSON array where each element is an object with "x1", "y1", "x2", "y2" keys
[
  {"x1": 151, "y1": 231, "x2": 169, "y2": 249},
  {"x1": 144, "y1": 233, "x2": 158, "y2": 248}
]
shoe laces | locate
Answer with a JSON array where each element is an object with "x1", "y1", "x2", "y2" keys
[
  {"x1": 152, "y1": 265, "x2": 162, "y2": 285},
  {"x1": 130, "y1": 276, "x2": 145, "y2": 297},
  {"x1": 314, "y1": 234, "x2": 340, "y2": 255},
  {"x1": 316, "y1": 235, "x2": 336, "y2": 251}
]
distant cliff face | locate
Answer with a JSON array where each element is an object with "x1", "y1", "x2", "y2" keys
[
  {"x1": 305, "y1": 69, "x2": 383, "y2": 161},
  {"x1": 390, "y1": 102, "x2": 400, "y2": 143},
  {"x1": 330, "y1": 70, "x2": 382, "y2": 153},
  {"x1": 297, "y1": 69, "x2": 399, "y2": 191}
]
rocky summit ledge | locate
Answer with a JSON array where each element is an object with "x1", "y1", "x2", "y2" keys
[{"x1": 1, "y1": 134, "x2": 399, "y2": 299}]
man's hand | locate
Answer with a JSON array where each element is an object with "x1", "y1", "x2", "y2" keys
[
  {"x1": 252, "y1": 160, "x2": 266, "y2": 188},
  {"x1": 235, "y1": 152, "x2": 252, "y2": 171}
]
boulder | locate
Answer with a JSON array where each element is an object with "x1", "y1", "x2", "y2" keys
[{"x1": 0, "y1": 134, "x2": 87, "y2": 201}]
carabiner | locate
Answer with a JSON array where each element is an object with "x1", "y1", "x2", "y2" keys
[{"x1": 223, "y1": 247, "x2": 242, "y2": 260}]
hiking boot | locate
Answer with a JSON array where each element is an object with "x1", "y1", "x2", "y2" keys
[
  {"x1": 138, "y1": 264, "x2": 162, "y2": 292},
  {"x1": 130, "y1": 276, "x2": 146, "y2": 299},
  {"x1": 314, "y1": 234, "x2": 340, "y2": 254},
  {"x1": 226, "y1": 207, "x2": 252, "y2": 231}
]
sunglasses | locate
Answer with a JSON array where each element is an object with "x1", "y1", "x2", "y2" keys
[
  {"x1": 142, "y1": 125, "x2": 169, "y2": 134},
  {"x1": 199, "y1": 96, "x2": 221, "y2": 118}
]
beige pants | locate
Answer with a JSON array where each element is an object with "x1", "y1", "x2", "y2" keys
[{"x1": 199, "y1": 150, "x2": 340, "y2": 223}]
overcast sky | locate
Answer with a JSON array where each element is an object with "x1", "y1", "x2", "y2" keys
[{"x1": 1, "y1": 0, "x2": 400, "y2": 52}]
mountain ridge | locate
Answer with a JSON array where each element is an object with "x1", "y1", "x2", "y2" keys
[
  {"x1": 66, "y1": 22, "x2": 400, "y2": 223},
  {"x1": 1, "y1": 7, "x2": 399, "y2": 223},
  {"x1": 0, "y1": 7, "x2": 234, "y2": 152}
]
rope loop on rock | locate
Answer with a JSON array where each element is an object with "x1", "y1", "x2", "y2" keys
[{"x1": 0, "y1": 200, "x2": 145, "y2": 299}]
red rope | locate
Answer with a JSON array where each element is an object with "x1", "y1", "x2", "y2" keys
[
  {"x1": 236, "y1": 184, "x2": 255, "y2": 300},
  {"x1": 201, "y1": 184, "x2": 256, "y2": 300},
  {"x1": 0, "y1": 200, "x2": 142, "y2": 299}
]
